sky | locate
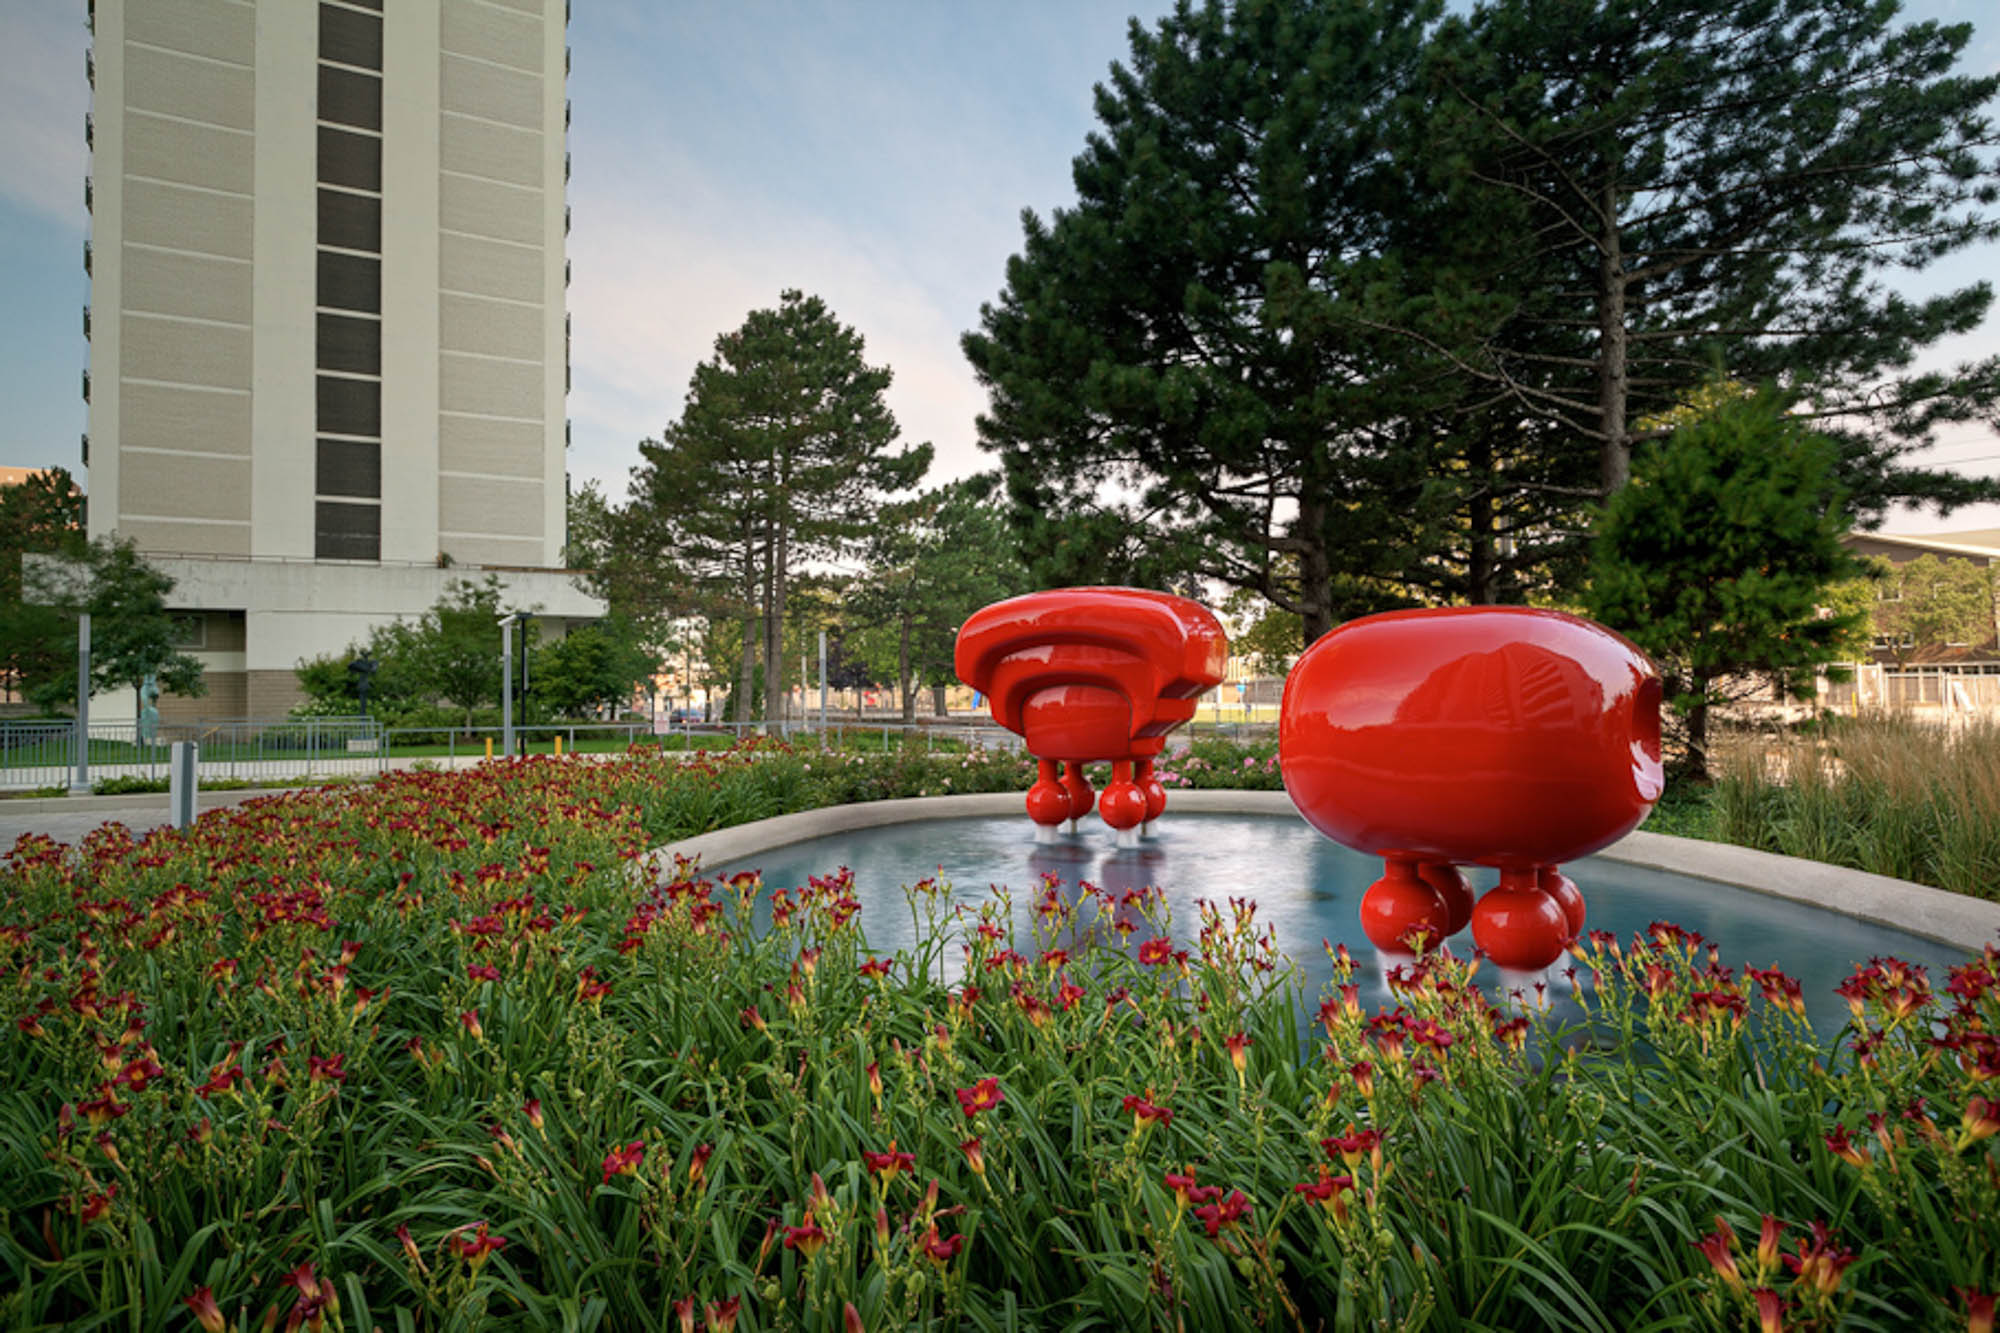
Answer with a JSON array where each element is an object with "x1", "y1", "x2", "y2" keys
[{"x1": 4, "y1": 0, "x2": 1999, "y2": 538}]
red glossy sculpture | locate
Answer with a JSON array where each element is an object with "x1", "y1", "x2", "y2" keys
[
  {"x1": 955, "y1": 588, "x2": 1229, "y2": 842},
  {"x1": 1280, "y1": 607, "x2": 1663, "y2": 970}
]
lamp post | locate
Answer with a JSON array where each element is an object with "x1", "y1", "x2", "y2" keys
[
  {"x1": 69, "y1": 611, "x2": 91, "y2": 795},
  {"x1": 498, "y1": 613, "x2": 518, "y2": 760}
]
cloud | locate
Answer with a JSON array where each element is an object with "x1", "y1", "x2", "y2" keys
[
  {"x1": 566, "y1": 177, "x2": 995, "y2": 506},
  {"x1": 0, "y1": 1, "x2": 89, "y2": 229}
]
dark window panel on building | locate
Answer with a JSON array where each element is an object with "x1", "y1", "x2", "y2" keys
[
  {"x1": 316, "y1": 311, "x2": 380, "y2": 373},
  {"x1": 316, "y1": 437, "x2": 381, "y2": 497},
  {"x1": 316, "y1": 500, "x2": 381, "y2": 561},
  {"x1": 316, "y1": 250, "x2": 380, "y2": 312},
  {"x1": 316, "y1": 374, "x2": 381, "y2": 437},
  {"x1": 318, "y1": 126, "x2": 382, "y2": 192},
  {"x1": 317, "y1": 188, "x2": 381, "y2": 252},
  {"x1": 318, "y1": 65, "x2": 381, "y2": 132},
  {"x1": 319, "y1": 4, "x2": 383, "y2": 70}
]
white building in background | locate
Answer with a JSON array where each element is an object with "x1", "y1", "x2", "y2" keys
[{"x1": 84, "y1": 0, "x2": 600, "y2": 720}]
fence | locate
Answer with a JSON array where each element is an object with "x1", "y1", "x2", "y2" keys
[
  {"x1": 0, "y1": 716, "x2": 385, "y2": 791},
  {"x1": 0, "y1": 715, "x2": 1030, "y2": 791},
  {"x1": 1820, "y1": 663, "x2": 2000, "y2": 714}
]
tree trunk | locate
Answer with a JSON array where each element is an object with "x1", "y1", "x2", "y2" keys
[
  {"x1": 764, "y1": 526, "x2": 788, "y2": 727},
  {"x1": 1467, "y1": 430, "x2": 1496, "y2": 604},
  {"x1": 1296, "y1": 492, "x2": 1335, "y2": 645},
  {"x1": 1685, "y1": 674, "x2": 1711, "y2": 782},
  {"x1": 932, "y1": 683, "x2": 948, "y2": 716},
  {"x1": 899, "y1": 613, "x2": 915, "y2": 722},
  {"x1": 736, "y1": 615, "x2": 757, "y2": 725},
  {"x1": 1597, "y1": 177, "x2": 1632, "y2": 496}
]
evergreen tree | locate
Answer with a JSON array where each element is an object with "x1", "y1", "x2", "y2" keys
[
  {"x1": 1424, "y1": 0, "x2": 2000, "y2": 508},
  {"x1": 964, "y1": 0, "x2": 1458, "y2": 643},
  {"x1": 1586, "y1": 386, "x2": 1864, "y2": 778},
  {"x1": 623, "y1": 292, "x2": 930, "y2": 724}
]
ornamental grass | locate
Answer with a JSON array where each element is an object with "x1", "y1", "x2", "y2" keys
[{"x1": 1, "y1": 745, "x2": 1996, "y2": 1331}]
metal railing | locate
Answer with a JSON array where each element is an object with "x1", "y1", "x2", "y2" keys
[
  {"x1": 0, "y1": 716, "x2": 385, "y2": 791},
  {"x1": 0, "y1": 715, "x2": 1030, "y2": 791}
]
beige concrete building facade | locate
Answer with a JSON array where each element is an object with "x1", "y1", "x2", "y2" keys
[{"x1": 85, "y1": 0, "x2": 598, "y2": 719}]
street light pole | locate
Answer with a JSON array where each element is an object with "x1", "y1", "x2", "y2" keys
[
  {"x1": 498, "y1": 613, "x2": 518, "y2": 760},
  {"x1": 69, "y1": 611, "x2": 91, "y2": 795}
]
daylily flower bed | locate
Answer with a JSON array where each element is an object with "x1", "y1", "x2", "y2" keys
[{"x1": 1, "y1": 745, "x2": 1996, "y2": 1331}]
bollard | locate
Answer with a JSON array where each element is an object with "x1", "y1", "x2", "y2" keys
[
  {"x1": 485, "y1": 736, "x2": 494, "y2": 761},
  {"x1": 169, "y1": 740, "x2": 198, "y2": 829},
  {"x1": 554, "y1": 735, "x2": 563, "y2": 756}
]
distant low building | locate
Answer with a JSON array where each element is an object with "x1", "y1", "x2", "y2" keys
[
  {"x1": 1841, "y1": 528, "x2": 2000, "y2": 663},
  {"x1": 84, "y1": 0, "x2": 600, "y2": 721}
]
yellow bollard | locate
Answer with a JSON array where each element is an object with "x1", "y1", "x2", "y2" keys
[
  {"x1": 554, "y1": 735, "x2": 563, "y2": 756},
  {"x1": 484, "y1": 736, "x2": 494, "y2": 760}
]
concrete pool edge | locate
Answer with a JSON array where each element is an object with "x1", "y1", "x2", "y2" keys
[{"x1": 651, "y1": 791, "x2": 2000, "y2": 953}]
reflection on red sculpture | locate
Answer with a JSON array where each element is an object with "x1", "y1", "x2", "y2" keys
[
  {"x1": 955, "y1": 588, "x2": 1229, "y2": 839},
  {"x1": 1280, "y1": 607, "x2": 1663, "y2": 969}
]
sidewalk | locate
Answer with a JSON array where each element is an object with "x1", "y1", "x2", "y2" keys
[{"x1": 0, "y1": 786, "x2": 308, "y2": 849}]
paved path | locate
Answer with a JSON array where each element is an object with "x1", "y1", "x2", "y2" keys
[{"x1": 0, "y1": 788, "x2": 296, "y2": 851}]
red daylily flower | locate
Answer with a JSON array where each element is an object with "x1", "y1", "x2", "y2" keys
[
  {"x1": 450, "y1": 1221, "x2": 506, "y2": 1267},
  {"x1": 955, "y1": 1077, "x2": 1003, "y2": 1118},
  {"x1": 783, "y1": 1218, "x2": 827, "y2": 1259},
  {"x1": 922, "y1": 1227, "x2": 964, "y2": 1264},
  {"x1": 1121, "y1": 1093, "x2": 1172, "y2": 1130},
  {"x1": 862, "y1": 1142, "x2": 916, "y2": 1181},
  {"x1": 602, "y1": 1139, "x2": 645, "y2": 1184},
  {"x1": 1192, "y1": 1188, "x2": 1252, "y2": 1238},
  {"x1": 183, "y1": 1285, "x2": 226, "y2": 1333},
  {"x1": 959, "y1": 1136, "x2": 985, "y2": 1176},
  {"x1": 1691, "y1": 1217, "x2": 1742, "y2": 1291},
  {"x1": 1957, "y1": 1287, "x2": 1995, "y2": 1333}
]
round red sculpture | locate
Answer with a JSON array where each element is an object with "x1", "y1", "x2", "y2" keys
[
  {"x1": 1280, "y1": 607, "x2": 1662, "y2": 968},
  {"x1": 955, "y1": 588, "x2": 1229, "y2": 841}
]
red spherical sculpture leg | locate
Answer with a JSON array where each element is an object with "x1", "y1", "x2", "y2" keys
[
  {"x1": 1098, "y1": 759, "x2": 1148, "y2": 831},
  {"x1": 1060, "y1": 762, "x2": 1095, "y2": 826},
  {"x1": 1538, "y1": 866, "x2": 1586, "y2": 942},
  {"x1": 1359, "y1": 858, "x2": 1452, "y2": 955},
  {"x1": 1026, "y1": 758, "x2": 1071, "y2": 827},
  {"x1": 1471, "y1": 868, "x2": 1571, "y2": 970},
  {"x1": 1136, "y1": 757, "x2": 1168, "y2": 823},
  {"x1": 1417, "y1": 861, "x2": 1476, "y2": 938}
]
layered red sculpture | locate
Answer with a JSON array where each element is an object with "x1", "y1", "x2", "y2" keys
[
  {"x1": 955, "y1": 588, "x2": 1229, "y2": 838},
  {"x1": 1280, "y1": 607, "x2": 1663, "y2": 970}
]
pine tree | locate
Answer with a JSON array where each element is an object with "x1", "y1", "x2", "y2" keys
[
  {"x1": 623, "y1": 292, "x2": 931, "y2": 723},
  {"x1": 1424, "y1": 0, "x2": 2000, "y2": 509},
  {"x1": 1586, "y1": 386, "x2": 1864, "y2": 778},
  {"x1": 964, "y1": 0, "x2": 1457, "y2": 643}
]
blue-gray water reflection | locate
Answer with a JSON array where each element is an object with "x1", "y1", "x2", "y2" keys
[{"x1": 717, "y1": 814, "x2": 1970, "y2": 1042}]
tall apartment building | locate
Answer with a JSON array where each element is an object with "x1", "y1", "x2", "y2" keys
[{"x1": 84, "y1": 0, "x2": 600, "y2": 719}]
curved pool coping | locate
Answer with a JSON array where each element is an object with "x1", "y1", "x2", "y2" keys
[{"x1": 652, "y1": 790, "x2": 2000, "y2": 954}]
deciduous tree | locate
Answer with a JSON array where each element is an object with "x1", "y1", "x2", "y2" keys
[{"x1": 1869, "y1": 552, "x2": 1997, "y2": 665}]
